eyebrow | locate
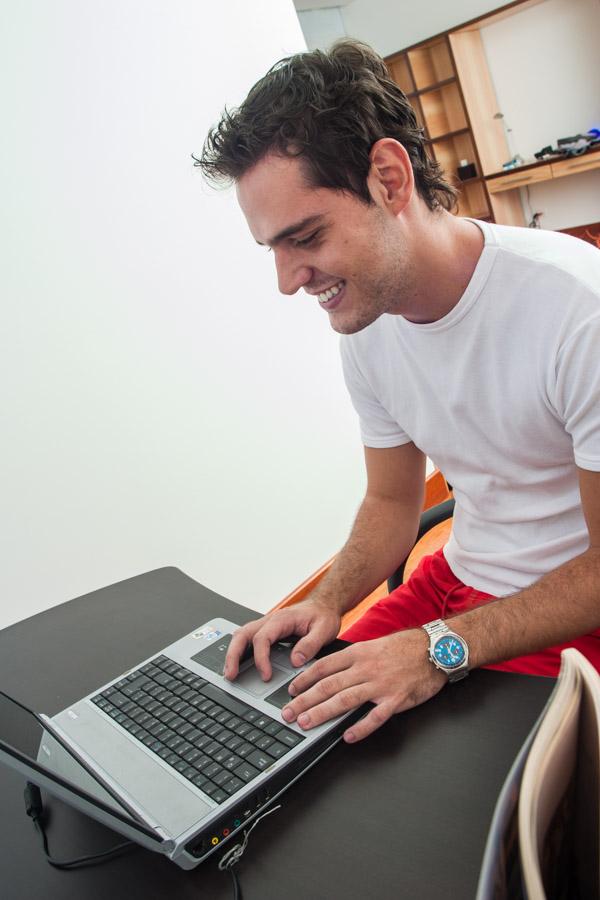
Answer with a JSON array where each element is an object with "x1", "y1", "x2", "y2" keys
[{"x1": 257, "y1": 214, "x2": 324, "y2": 248}]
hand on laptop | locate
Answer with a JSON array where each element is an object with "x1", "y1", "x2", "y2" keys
[
  {"x1": 280, "y1": 629, "x2": 447, "y2": 743},
  {"x1": 223, "y1": 598, "x2": 341, "y2": 682}
]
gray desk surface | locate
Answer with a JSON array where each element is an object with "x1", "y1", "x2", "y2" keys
[{"x1": 0, "y1": 567, "x2": 554, "y2": 900}]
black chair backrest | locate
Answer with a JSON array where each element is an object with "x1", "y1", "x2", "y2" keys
[{"x1": 387, "y1": 498, "x2": 455, "y2": 593}]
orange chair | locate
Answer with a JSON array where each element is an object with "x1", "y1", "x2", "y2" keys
[{"x1": 270, "y1": 469, "x2": 454, "y2": 635}]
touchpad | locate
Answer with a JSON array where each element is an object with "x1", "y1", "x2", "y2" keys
[{"x1": 236, "y1": 665, "x2": 288, "y2": 698}]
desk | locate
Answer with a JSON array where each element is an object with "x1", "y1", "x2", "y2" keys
[
  {"x1": 485, "y1": 148, "x2": 600, "y2": 194},
  {"x1": 0, "y1": 567, "x2": 553, "y2": 900}
]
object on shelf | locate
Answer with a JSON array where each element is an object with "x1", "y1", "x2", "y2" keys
[
  {"x1": 502, "y1": 157, "x2": 525, "y2": 171},
  {"x1": 457, "y1": 159, "x2": 477, "y2": 180},
  {"x1": 493, "y1": 111, "x2": 524, "y2": 169},
  {"x1": 534, "y1": 131, "x2": 600, "y2": 161}
]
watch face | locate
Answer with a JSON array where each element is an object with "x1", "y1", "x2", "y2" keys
[{"x1": 433, "y1": 635, "x2": 466, "y2": 669}]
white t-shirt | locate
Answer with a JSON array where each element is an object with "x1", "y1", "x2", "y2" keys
[{"x1": 340, "y1": 221, "x2": 600, "y2": 597}]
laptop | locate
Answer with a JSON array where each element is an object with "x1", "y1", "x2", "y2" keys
[{"x1": 0, "y1": 618, "x2": 368, "y2": 869}]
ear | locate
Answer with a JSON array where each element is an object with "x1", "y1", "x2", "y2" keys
[{"x1": 367, "y1": 139, "x2": 414, "y2": 214}]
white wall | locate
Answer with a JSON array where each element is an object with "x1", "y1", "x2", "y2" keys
[
  {"x1": 480, "y1": 0, "x2": 600, "y2": 230},
  {"x1": 297, "y1": 7, "x2": 346, "y2": 50},
  {"x1": 0, "y1": 1, "x2": 366, "y2": 630},
  {"x1": 341, "y1": 0, "x2": 505, "y2": 57}
]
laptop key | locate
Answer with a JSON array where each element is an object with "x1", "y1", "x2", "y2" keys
[
  {"x1": 110, "y1": 693, "x2": 129, "y2": 708},
  {"x1": 183, "y1": 748, "x2": 202, "y2": 764},
  {"x1": 233, "y1": 762, "x2": 260, "y2": 783},
  {"x1": 266, "y1": 741, "x2": 288, "y2": 759},
  {"x1": 227, "y1": 716, "x2": 244, "y2": 730},
  {"x1": 213, "y1": 747, "x2": 231, "y2": 764},
  {"x1": 236, "y1": 742, "x2": 255, "y2": 759},
  {"x1": 246, "y1": 750, "x2": 275, "y2": 771},
  {"x1": 212, "y1": 789, "x2": 228, "y2": 804},
  {"x1": 206, "y1": 722, "x2": 225, "y2": 739},
  {"x1": 204, "y1": 762, "x2": 223, "y2": 780},
  {"x1": 264, "y1": 720, "x2": 284, "y2": 736},
  {"x1": 176, "y1": 741, "x2": 194, "y2": 757},
  {"x1": 276, "y1": 729, "x2": 304, "y2": 748},
  {"x1": 200, "y1": 684, "x2": 250, "y2": 717},
  {"x1": 223, "y1": 754, "x2": 243, "y2": 771},
  {"x1": 256, "y1": 735, "x2": 274, "y2": 751},
  {"x1": 254, "y1": 715, "x2": 273, "y2": 730},
  {"x1": 213, "y1": 769, "x2": 232, "y2": 787},
  {"x1": 222, "y1": 776, "x2": 244, "y2": 796}
]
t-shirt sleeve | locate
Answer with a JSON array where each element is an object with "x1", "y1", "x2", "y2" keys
[
  {"x1": 553, "y1": 310, "x2": 600, "y2": 471},
  {"x1": 340, "y1": 337, "x2": 411, "y2": 448}
]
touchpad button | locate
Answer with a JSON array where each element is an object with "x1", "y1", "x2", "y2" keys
[{"x1": 236, "y1": 665, "x2": 287, "y2": 697}]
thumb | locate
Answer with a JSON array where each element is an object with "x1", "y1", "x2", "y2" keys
[{"x1": 290, "y1": 619, "x2": 335, "y2": 667}]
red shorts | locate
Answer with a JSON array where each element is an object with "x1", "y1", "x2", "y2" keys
[{"x1": 340, "y1": 548, "x2": 600, "y2": 677}]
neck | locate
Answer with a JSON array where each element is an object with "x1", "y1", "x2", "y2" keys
[{"x1": 398, "y1": 208, "x2": 485, "y2": 324}]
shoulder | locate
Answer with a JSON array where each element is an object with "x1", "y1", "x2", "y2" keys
[{"x1": 483, "y1": 222, "x2": 600, "y2": 295}]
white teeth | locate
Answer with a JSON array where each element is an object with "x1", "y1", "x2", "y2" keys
[{"x1": 318, "y1": 281, "x2": 344, "y2": 303}]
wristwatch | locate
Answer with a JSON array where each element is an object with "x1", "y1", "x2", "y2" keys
[{"x1": 422, "y1": 619, "x2": 469, "y2": 682}]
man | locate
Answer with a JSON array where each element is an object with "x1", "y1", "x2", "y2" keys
[{"x1": 196, "y1": 40, "x2": 600, "y2": 745}]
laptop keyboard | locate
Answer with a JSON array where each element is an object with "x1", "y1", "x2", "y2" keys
[{"x1": 90, "y1": 655, "x2": 304, "y2": 805}]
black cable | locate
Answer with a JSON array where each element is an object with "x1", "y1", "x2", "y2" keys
[
  {"x1": 218, "y1": 804, "x2": 281, "y2": 900},
  {"x1": 228, "y1": 864, "x2": 243, "y2": 900},
  {"x1": 25, "y1": 783, "x2": 135, "y2": 869}
]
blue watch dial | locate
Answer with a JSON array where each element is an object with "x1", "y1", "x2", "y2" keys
[{"x1": 433, "y1": 635, "x2": 466, "y2": 669}]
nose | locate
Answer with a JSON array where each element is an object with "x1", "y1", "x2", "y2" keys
[{"x1": 274, "y1": 248, "x2": 312, "y2": 296}]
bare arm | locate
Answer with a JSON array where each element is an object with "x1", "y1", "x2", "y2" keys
[
  {"x1": 282, "y1": 468, "x2": 600, "y2": 743},
  {"x1": 451, "y1": 467, "x2": 600, "y2": 666},
  {"x1": 305, "y1": 442, "x2": 427, "y2": 616},
  {"x1": 224, "y1": 442, "x2": 426, "y2": 679}
]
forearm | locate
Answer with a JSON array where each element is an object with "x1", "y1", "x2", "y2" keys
[
  {"x1": 450, "y1": 547, "x2": 600, "y2": 667},
  {"x1": 307, "y1": 494, "x2": 421, "y2": 616}
]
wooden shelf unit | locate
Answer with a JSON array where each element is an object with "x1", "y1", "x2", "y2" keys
[
  {"x1": 383, "y1": 1, "x2": 562, "y2": 226},
  {"x1": 386, "y1": 35, "x2": 497, "y2": 222}
]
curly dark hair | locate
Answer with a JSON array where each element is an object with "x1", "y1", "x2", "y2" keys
[{"x1": 196, "y1": 39, "x2": 456, "y2": 212}]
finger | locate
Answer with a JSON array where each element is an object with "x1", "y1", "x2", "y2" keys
[
  {"x1": 251, "y1": 615, "x2": 304, "y2": 681},
  {"x1": 288, "y1": 649, "x2": 352, "y2": 697},
  {"x1": 290, "y1": 618, "x2": 336, "y2": 668},
  {"x1": 284, "y1": 683, "x2": 369, "y2": 730},
  {"x1": 224, "y1": 625, "x2": 259, "y2": 680},
  {"x1": 343, "y1": 701, "x2": 395, "y2": 744}
]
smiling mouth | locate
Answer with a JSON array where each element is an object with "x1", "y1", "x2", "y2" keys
[{"x1": 313, "y1": 280, "x2": 345, "y2": 311}]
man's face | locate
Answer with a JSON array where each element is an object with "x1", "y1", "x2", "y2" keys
[{"x1": 236, "y1": 153, "x2": 415, "y2": 335}]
